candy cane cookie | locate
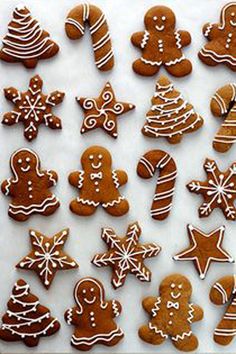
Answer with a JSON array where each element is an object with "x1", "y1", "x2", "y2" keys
[
  {"x1": 210, "y1": 275, "x2": 236, "y2": 345},
  {"x1": 137, "y1": 150, "x2": 177, "y2": 220},
  {"x1": 65, "y1": 3, "x2": 114, "y2": 71},
  {"x1": 211, "y1": 83, "x2": 236, "y2": 153}
]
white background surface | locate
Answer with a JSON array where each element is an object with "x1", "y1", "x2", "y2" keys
[{"x1": 0, "y1": 0, "x2": 235, "y2": 353}]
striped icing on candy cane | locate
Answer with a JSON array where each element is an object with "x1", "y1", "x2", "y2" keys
[
  {"x1": 137, "y1": 150, "x2": 177, "y2": 221},
  {"x1": 211, "y1": 83, "x2": 236, "y2": 153},
  {"x1": 210, "y1": 275, "x2": 236, "y2": 346},
  {"x1": 65, "y1": 3, "x2": 114, "y2": 71}
]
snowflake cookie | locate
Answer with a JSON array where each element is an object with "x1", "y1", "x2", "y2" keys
[
  {"x1": 16, "y1": 229, "x2": 78, "y2": 289},
  {"x1": 92, "y1": 222, "x2": 161, "y2": 289},
  {"x1": 2, "y1": 75, "x2": 64, "y2": 141},
  {"x1": 187, "y1": 158, "x2": 236, "y2": 220}
]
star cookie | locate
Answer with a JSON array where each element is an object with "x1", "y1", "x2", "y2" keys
[
  {"x1": 173, "y1": 225, "x2": 234, "y2": 279},
  {"x1": 187, "y1": 158, "x2": 236, "y2": 220},
  {"x1": 16, "y1": 229, "x2": 78, "y2": 289},
  {"x1": 91, "y1": 222, "x2": 161, "y2": 289},
  {"x1": 2, "y1": 75, "x2": 64, "y2": 141},
  {"x1": 77, "y1": 82, "x2": 135, "y2": 138}
]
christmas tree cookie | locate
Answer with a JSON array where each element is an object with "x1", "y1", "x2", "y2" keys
[
  {"x1": 142, "y1": 76, "x2": 204, "y2": 144},
  {"x1": 0, "y1": 279, "x2": 60, "y2": 347},
  {"x1": 0, "y1": 5, "x2": 59, "y2": 68}
]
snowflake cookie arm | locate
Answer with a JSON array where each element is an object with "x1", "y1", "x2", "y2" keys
[
  {"x1": 188, "y1": 304, "x2": 204, "y2": 323},
  {"x1": 176, "y1": 30, "x2": 191, "y2": 47},
  {"x1": 108, "y1": 300, "x2": 122, "y2": 318},
  {"x1": 1, "y1": 178, "x2": 15, "y2": 196},
  {"x1": 202, "y1": 22, "x2": 220, "y2": 40},
  {"x1": 64, "y1": 307, "x2": 80, "y2": 326},
  {"x1": 68, "y1": 171, "x2": 84, "y2": 189},
  {"x1": 2, "y1": 87, "x2": 22, "y2": 125},
  {"x1": 45, "y1": 170, "x2": 58, "y2": 187},
  {"x1": 112, "y1": 170, "x2": 128, "y2": 187},
  {"x1": 131, "y1": 31, "x2": 147, "y2": 48},
  {"x1": 142, "y1": 296, "x2": 159, "y2": 315}
]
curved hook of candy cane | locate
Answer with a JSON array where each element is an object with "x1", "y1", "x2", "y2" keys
[{"x1": 137, "y1": 150, "x2": 177, "y2": 221}]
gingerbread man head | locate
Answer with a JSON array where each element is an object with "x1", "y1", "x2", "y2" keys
[
  {"x1": 159, "y1": 274, "x2": 192, "y2": 301},
  {"x1": 144, "y1": 6, "x2": 176, "y2": 32},
  {"x1": 220, "y1": 3, "x2": 236, "y2": 30},
  {"x1": 11, "y1": 148, "x2": 40, "y2": 178},
  {"x1": 74, "y1": 277, "x2": 107, "y2": 313},
  {"x1": 81, "y1": 146, "x2": 112, "y2": 175}
]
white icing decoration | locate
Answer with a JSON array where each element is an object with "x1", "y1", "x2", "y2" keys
[
  {"x1": 102, "y1": 195, "x2": 125, "y2": 208},
  {"x1": 174, "y1": 30, "x2": 182, "y2": 49},
  {"x1": 9, "y1": 195, "x2": 59, "y2": 216},
  {"x1": 141, "y1": 30, "x2": 150, "y2": 49},
  {"x1": 71, "y1": 327, "x2": 124, "y2": 346}
]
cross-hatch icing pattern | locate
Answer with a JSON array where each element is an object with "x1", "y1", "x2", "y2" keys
[
  {"x1": 187, "y1": 159, "x2": 236, "y2": 220},
  {"x1": 92, "y1": 222, "x2": 161, "y2": 289},
  {"x1": 2, "y1": 75, "x2": 64, "y2": 141}
]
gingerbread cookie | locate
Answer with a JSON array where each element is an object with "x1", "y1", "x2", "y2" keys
[
  {"x1": 0, "y1": 279, "x2": 60, "y2": 347},
  {"x1": 77, "y1": 82, "x2": 135, "y2": 138},
  {"x1": 137, "y1": 150, "x2": 177, "y2": 220},
  {"x1": 142, "y1": 76, "x2": 203, "y2": 143},
  {"x1": 68, "y1": 146, "x2": 129, "y2": 217},
  {"x1": 16, "y1": 229, "x2": 78, "y2": 289},
  {"x1": 187, "y1": 158, "x2": 236, "y2": 220},
  {"x1": 139, "y1": 274, "x2": 204, "y2": 351},
  {"x1": 174, "y1": 225, "x2": 233, "y2": 279},
  {"x1": 211, "y1": 83, "x2": 236, "y2": 153},
  {"x1": 199, "y1": 3, "x2": 236, "y2": 71},
  {"x1": 0, "y1": 5, "x2": 59, "y2": 68},
  {"x1": 92, "y1": 222, "x2": 161, "y2": 289},
  {"x1": 65, "y1": 3, "x2": 114, "y2": 71},
  {"x1": 131, "y1": 6, "x2": 192, "y2": 77},
  {"x1": 2, "y1": 75, "x2": 64, "y2": 141},
  {"x1": 64, "y1": 277, "x2": 124, "y2": 351},
  {"x1": 1, "y1": 148, "x2": 60, "y2": 221},
  {"x1": 210, "y1": 275, "x2": 236, "y2": 345}
]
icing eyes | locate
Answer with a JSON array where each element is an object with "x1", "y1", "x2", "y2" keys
[
  {"x1": 231, "y1": 12, "x2": 235, "y2": 16},
  {"x1": 153, "y1": 16, "x2": 157, "y2": 21},
  {"x1": 26, "y1": 157, "x2": 31, "y2": 162},
  {"x1": 18, "y1": 159, "x2": 22, "y2": 164},
  {"x1": 89, "y1": 155, "x2": 94, "y2": 160},
  {"x1": 82, "y1": 289, "x2": 86, "y2": 294},
  {"x1": 178, "y1": 284, "x2": 182, "y2": 289},
  {"x1": 90, "y1": 288, "x2": 94, "y2": 292},
  {"x1": 98, "y1": 154, "x2": 103, "y2": 159},
  {"x1": 162, "y1": 16, "x2": 166, "y2": 21},
  {"x1": 171, "y1": 283, "x2": 175, "y2": 289}
]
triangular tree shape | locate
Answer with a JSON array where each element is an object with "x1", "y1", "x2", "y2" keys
[
  {"x1": 0, "y1": 5, "x2": 59, "y2": 68},
  {"x1": 0, "y1": 279, "x2": 60, "y2": 347},
  {"x1": 142, "y1": 76, "x2": 204, "y2": 144}
]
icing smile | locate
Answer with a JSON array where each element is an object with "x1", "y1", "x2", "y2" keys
[
  {"x1": 84, "y1": 296, "x2": 96, "y2": 304},
  {"x1": 230, "y1": 20, "x2": 236, "y2": 26},
  {"x1": 91, "y1": 162, "x2": 102, "y2": 169},
  {"x1": 21, "y1": 165, "x2": 30, "y2": 172},
  {"x1": 155, "y1": 25, "x2": 164, "y2": 31},
  {"x1": 171, "y1": 292, "x2": 181, "y2": 299}
]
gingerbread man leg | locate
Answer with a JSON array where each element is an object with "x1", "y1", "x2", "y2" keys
[
  {"x1": 165, "y1": 58, "x2": 192, "y2": 77},
  {"x1": 139, "y1": 324, "x2": 166, "y2": 345},
  {"x1": 41, "y1": 203, "x2": 60, "y2": 217},
  {"x1": 8, "y1": 210, "x2": 30, "y2": 222},
  {"x1": 133, "y1": 59, "x2": 161, "y2": 76},
  {"x1": 70, "y1": 199, "x2": 97, "y2": 216},
  {"x1": 171, "y1": 327, "x2": 198, "y2": 352},
  {"x1": 103, "y1": 198, "x2": 129, "y2": 216}
]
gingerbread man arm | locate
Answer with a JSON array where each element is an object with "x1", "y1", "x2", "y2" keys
[
  {"x1": 189, "y1": 304, "x2": 204, "y2": 323},
  {"x1": 45, "y1": 170, "x2": 58, "y2": 187},
  {"x1": 176, "y1": 30, "x2": 191, "y2": 47},
  {"x1": 202, "y1": 22, "x2": 220, "y2": 40},
  {"x1": 142, "y1": 296, "x2": 159, "y2": 315},
  {"x1": 112, "y1": 170, "x2": 128, "y2": 187},
  {"x1": 110, "y1": 300, "x2": 122, "y2": 318},
  {"x1": 64, "y1": 307, "x2": 80, "y2": 326},
  {"x1": 131, "y1": 31, "x2": 146, "y2": 48},
  {"x1": 68, "y1": 171, "x2": 84, "y2": 189},
  {"x1": 1, "y1": 178, "x2": 14, "y2": 196}
]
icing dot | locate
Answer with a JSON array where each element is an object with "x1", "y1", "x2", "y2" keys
[
  {"x1": 159, "y1": 48, "x2": 164, "y2": 52},
  {"x1": 89, "y1": 155, "x2": 94, "y2": 160},
  {"x1": 226, "y1": 44, "x2": 230, "y2": 49},
  {"x1": 95, "y1": 188, "x2": 100, "y2": 193},
  {"x1": 162, "y1": 16, "x2": 166, "y2": 21},
  {"x1": 29, "y1": 195, "x2": 33, "y2": 199},
  {"x1": 168, "y1": 320, "x2": 172, "y2": 325},
  {"x1": 91, "y1": 317, "x2": 95, "y2": 321},
  {"x1": 98, "y1": 154, "x2": 103, "y2": 159},
  {"x1": 90, "y1": 311, "x2": 94, "y2": 316},
  {"x1": 95, "y1": 181, "x2": 99, "y2": 185},
  {"x1": 170, "y1": 312, "x2": 173, "y2": 316},
  {"x1": 231, "y1": 12, "x2": 235, "y2": 16},
  {"x1": 28, "y1": 181, "x2": 32, "y2": 185},
  {"x1": 18, "y1": 159, "x2": 22, "y2": 164},
  {"x1": 26, "y1": 157, "x2": 30, "y2": 162},
  {"x1": 28, "y1": 187, "x2": 33, "y2": 191},
  {"x1": 91, "y1": 323, "x2": 96, "y2": 327},
  {"x1": 171, "y1": 283, "x2": 175, "y2": 289},
  {"x1": 83, "y1": 289, "x2": 86, "y2": 294},
  {"x1": 91, "y1": 288, "x2": 94, "y2": 292},
  {"x1": 229, "y1": 33, "x2": 233, "y2": 37},
  {"x1": 153, "y1": 16, "x2": 157, "y2": 20},
  {"x1": 178, "y1": 284, "x2": 182, "y2": 289},
  {"x1": 5, "y1": 119, "x2": 9, "y2": 122}
]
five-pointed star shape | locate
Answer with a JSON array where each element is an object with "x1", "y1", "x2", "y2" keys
[
  {"x1": 173, "y1": 224, "x2": 234, "y2": 279},
  {"x1": 77, "y1": 82, "x2": 135, "y2": 138},
  {"x1": 91, "y1": 222, "x2": 161, "y2": 289},
  {"x1": 2, "y1": 75, "x2": 64, "y2": 141},
  {"x1": 16, "y1": 229, "x2": 78, "y2": 289}
]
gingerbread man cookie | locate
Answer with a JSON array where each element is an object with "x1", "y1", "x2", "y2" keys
[
  {"x1": 139, "y1": 274, "x2": 204, "y2": 352},
  {"x1": 0, "y1": 5, "x2": 59, "y2": 68},
  {"x1": 199, "y1": 3, "x2": 236, "y2": 71},
  {"x1": 1, "y1": 148, "x2": 60, "y2": 221},
  {"x1": 210, "y1": 275, "x2": 236, "y2": 345},
  {"x1": 131, "y1": 6, "x2": 192, "y2": 77},
  {"x1": 68, "y1": 146, "x2": 129, "y2": 217},
  {"x1": 2, "y1": 75, "x2": 64, "y2": 141},
  {"x1": 64, "y1": 277, "x2": 124, "y2": 351}
]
